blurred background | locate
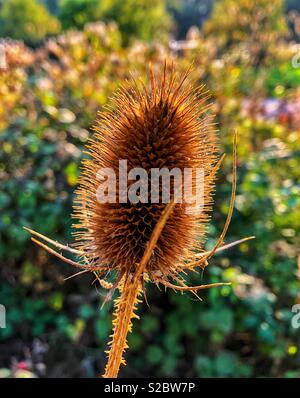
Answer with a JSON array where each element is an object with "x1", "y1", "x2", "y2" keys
[{"x1": 0, "y1": 0, "x2": 300, "y2": 378}]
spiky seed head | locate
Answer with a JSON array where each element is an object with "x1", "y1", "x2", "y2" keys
[{"x1": 73, "y1": 65, "x2": 219, "y2": 281}]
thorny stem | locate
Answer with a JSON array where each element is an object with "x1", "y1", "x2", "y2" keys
[
  {"x1": 102, "y1": 276, "x2": 142, "y2": 378},
  {"x1": 103, "y1": 200, "x2": 176, "y2": 378}
]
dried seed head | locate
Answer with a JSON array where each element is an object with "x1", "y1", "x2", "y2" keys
[{"x1": 73, "y1": 65, "x2": 220, "y2": 281}]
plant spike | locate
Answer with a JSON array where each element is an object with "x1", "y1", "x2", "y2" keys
[
  {"x1": 103, "y1": 200, "x2": 175, "y2": 378},
  {"x1": 24, "y1": 66, "x2": 254, "y2": 378}
]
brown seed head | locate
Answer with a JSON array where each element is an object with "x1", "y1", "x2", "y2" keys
[{"x1": 73, "y1": 65, "x2": 220, "y2": 282}]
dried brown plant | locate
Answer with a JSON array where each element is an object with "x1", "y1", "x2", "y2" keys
[{"x1": 25, "y1": 64, "x2": 254, "y2": 378}]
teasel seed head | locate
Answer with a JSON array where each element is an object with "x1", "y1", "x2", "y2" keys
[
  {"x1": 72, "y1": 64, "x2": 219, "y2": 283},
  {"x1": 24, "y1": 64, "x2": 249, "y2": 378}
]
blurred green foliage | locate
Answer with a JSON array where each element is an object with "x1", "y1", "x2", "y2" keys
[
  {"x1": 266, "y1": 63, "x2": 300, "y2": 95},
  {"x1": 0, "y1": 0, "x2": 61, "y2": 44},
  {"x1": 58, "y1": 0, "x2": 171, "y2": 44},
  {"x1": 58, "y1": 0, "x2": 108, "y2": 30},
  {"x1": 98, "y1": 0, "x2": 171, "y2": 44},
  {"x1": 0, "y1": 0, "x2": 300, "y2": 378},
  {"x1": 204, "y1": 0, "x2": 288, "y2": 66}
]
